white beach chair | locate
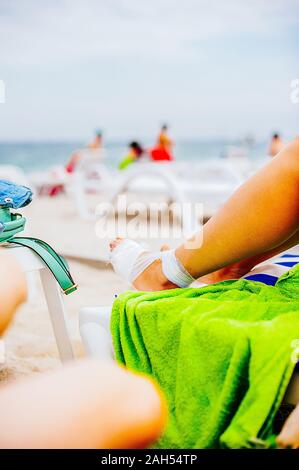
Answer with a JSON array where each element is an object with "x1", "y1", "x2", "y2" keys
[
  {"x1": 79, "y1": 304, "x2": 299, "y2": 405},
  {"x1": 29, "y1": 165, "x2": 69, "y2": 196},
  {"x1": 0, "y1": 167, "x2": 39, "y2": 300},
  {"x1": 1, "y1": 245, "x2": 75, "y2": 365},
  {"x1": 72, "y1": 161, "x2": 198, "y2": 235},
  {"x1": 28, "y1": 148, "x2": 107, "y2": 196},
  {"x1": 178, "y1": 159, "x2": 243, "y2": 214},
  {"x1": 79, "y1": 306, "x2": 114, "y2": 361},
  {"x1": 72, "y1": 158, "x2": 246, "y2": 222},
  {"x1": 67, "y1": 158, "x2": 112, "y2": 220},
  {"x1": 79, "y1": 245, "x2": 299, "y2": 403}
]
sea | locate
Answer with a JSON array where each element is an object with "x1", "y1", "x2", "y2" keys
[{"x1": 0, "y1": 139, "x2": 268, "y2": 173}]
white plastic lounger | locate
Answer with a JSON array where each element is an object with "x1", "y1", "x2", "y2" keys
[
  {"x1": 79, "y1": 306, "x2": 114, "y2": 361},
  {"x1": 73, "y1": 160, "x2": 244, "y2": 223},
  {"x1": 29, "y1": 165, "x2": 69, "y2": 195},
  {"x1": 73, "y1": 162, "x2": 191, "y2": 221},
  {"x1": 8, "y1": 245, "x2": 75, "y2": 363},
  {"x1": 73, "y1": 162, "x2": 200, "y2": 238},
  {"x1": 0, "y1": 245, "x2": 74, "y2": 370},
  {"x1": 79, "y1": 304, "x2": 299, "y2": 405}
]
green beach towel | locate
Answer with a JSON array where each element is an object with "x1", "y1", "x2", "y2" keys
[{"x1": 111, "y1": 264, "x2": 299, "y2": 449}]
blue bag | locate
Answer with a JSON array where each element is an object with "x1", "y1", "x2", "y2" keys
[{"x1": 0, "y1": 179, "x2": 32, "y2": 209}]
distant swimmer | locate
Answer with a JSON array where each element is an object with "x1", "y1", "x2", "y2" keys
[
  {"x1": 268, "y1": 133, "x2": 284, "y2": 157},
  {"x1": 45, "y1": 129, "x2": 105, "y2": 196},
  {"x1": 88, "y1": 129, "x2": 103, "y2": 150},
  {"x1": 119, "y1": 141, "x2": 145, "y2": 170},
  {"x1": 150, "y1": 124, "x2": 174, "y2": 161},
  {"x1": 66, "y1": 129, "x2": 104, "y2": 173},
  {"x1": 158, "y1": 124, "x2": 173, "y2": 151}
]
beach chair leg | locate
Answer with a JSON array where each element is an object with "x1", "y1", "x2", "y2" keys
[
  {"x1": 71, "y1": 172, "x2": 95, "y2": 220},
  {"x1": 40, "y1": 268, "x2": 75, "y2": 363},
  {"x1": 80, "y1": 321, "x2": 114, "y2": 360},
  {"x1": 25, "y1": 271, "x2": 39, "y2": 301},
  {"x1": 79, "y1": 306, "x2": 114, "y2": 360}
]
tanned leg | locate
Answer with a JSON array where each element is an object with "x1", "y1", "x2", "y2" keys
[{"x1": 110, "y1": 138, "x2": 299, "y2": 290}]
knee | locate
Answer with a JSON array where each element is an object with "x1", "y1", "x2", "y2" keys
[
  {"x1": 279, "y1": 138, "x2": 299, "y2": 174},
  {"x1": 75, "y1": 360, "x2": 167, "y2": 449},
  {"x1": 120, "y1": 372, "x2": 167, "y2": 448},
  {"x1": 288, "y1": 137, "x2": 299, "y2": 162}
]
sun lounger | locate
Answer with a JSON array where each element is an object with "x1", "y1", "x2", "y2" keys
[
  {"x1": 0, "y1": 181, "x2": 77, "y2": 364},
  {"x1": 6, "y1": 244, "x2": 75, "y2": 362},
  {"x1": 73, "y1": 160, "x2": 243, "y2": 223},
  {"x1": 72, "y1": 161, "x2": 189, "y2": 220},
  {"x1": 79, "y1": 249, "x2": 299, "y2": 438},
  {"x1": 79, "y1": 304, "x2": 299, "y2": 408},
  {"x1": 79, "y1": 306, "x2": 114, "y2": 361},
  {"x1": 0, "y1": 245, "x2": 75, "y2": 369}
]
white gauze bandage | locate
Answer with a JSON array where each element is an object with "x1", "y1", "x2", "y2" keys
[
  {"x1": 110, "y1": 239, "x2": 195, "y2": 288},
  {"x1": 161, "y1": 249, "x2": 195, "y2": 287},
  {"x1": 109, "y1": 239, "x2": 161, "y2": 284}
]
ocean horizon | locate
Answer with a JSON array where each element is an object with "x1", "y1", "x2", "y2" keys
[{"x1": 0, "y1": 139, "x2": 269, "y2": 172}]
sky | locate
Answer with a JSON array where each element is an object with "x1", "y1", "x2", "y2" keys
[{"x1": 0, "y1": 0, "x2": 298, "y2": 141}]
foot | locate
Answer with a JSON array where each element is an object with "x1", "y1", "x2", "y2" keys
[
  {"x1": 277, "y1": 403, "x2": 299, "y2": 449},
  {"x1": 109, "y1": 238, "x2": 177, "y2": 291}
]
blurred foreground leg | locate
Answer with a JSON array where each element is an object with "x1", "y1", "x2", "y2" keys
[
  {"x1": 0, "y1": 250, "x2": 27, "y2": 334},
  {"x1": 0, "y1": 359, "x2": 166, "y2": 449}
]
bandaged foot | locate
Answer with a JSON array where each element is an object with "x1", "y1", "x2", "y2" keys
[{"x1": 109, "y1": 238, "x2": 195, "y2": 291}]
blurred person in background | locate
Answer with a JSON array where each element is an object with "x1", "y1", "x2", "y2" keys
[
  {"x1": 118, "y1": 141, "x2": 146, "y2": 170},
  {"x1": 150, "y1": 124, "x2": 174, "y2": 161},
  {"x1": 46, "y1": 129, "x2": 105, "y2": 197},
  {"x1": 268, "y1": 132, "x2": 284, "y2": 157},
  {"x1": 66, "y1": 129, "x2": 104, "y2": 173},
  {"x1": 87, "y1": 129, "x2": 103, "y2": 150}
]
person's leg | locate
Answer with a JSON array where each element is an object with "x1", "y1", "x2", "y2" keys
[
  {"x1": 277, "y1": 403, "x2": 299, "y2": 449},
  {"x1": 199, "y1": 229, "x2": 299, "y2": 284},
  {"x1": 0, "y1": 359, "x2": 166, "y2": 449},
  {"x1": 176, "y1": 138, "x2": 299, "y2": 278},
  {"x1": 0, "y1": 250, "x2": 27, "y2": 334},
  {"x1": 110, "y1": 138, "x2": 299, "y2": 290}
]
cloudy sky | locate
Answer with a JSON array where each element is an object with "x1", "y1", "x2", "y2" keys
[{"x1": 0, "y1": 0, "x2": 298, "y2": 141}]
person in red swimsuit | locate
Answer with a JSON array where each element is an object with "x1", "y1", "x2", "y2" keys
[{"x1": 150, "y1": 124, "x2": 174, "y2": 161}]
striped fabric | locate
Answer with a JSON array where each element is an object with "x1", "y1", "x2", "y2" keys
[
  {"x1": 243, "y1": 252, "x2": 299, "y2": 371},
  {"x1": 243, "y1": 253, "x2": 299, "y2": 286}
]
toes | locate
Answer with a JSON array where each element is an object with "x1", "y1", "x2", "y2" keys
[
  {"x1": 109, "y1": 237, "x2": 125, "y2": 251},
  {"x1": 276, "y1": 435, "x2": 295, "y2": 449}
]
